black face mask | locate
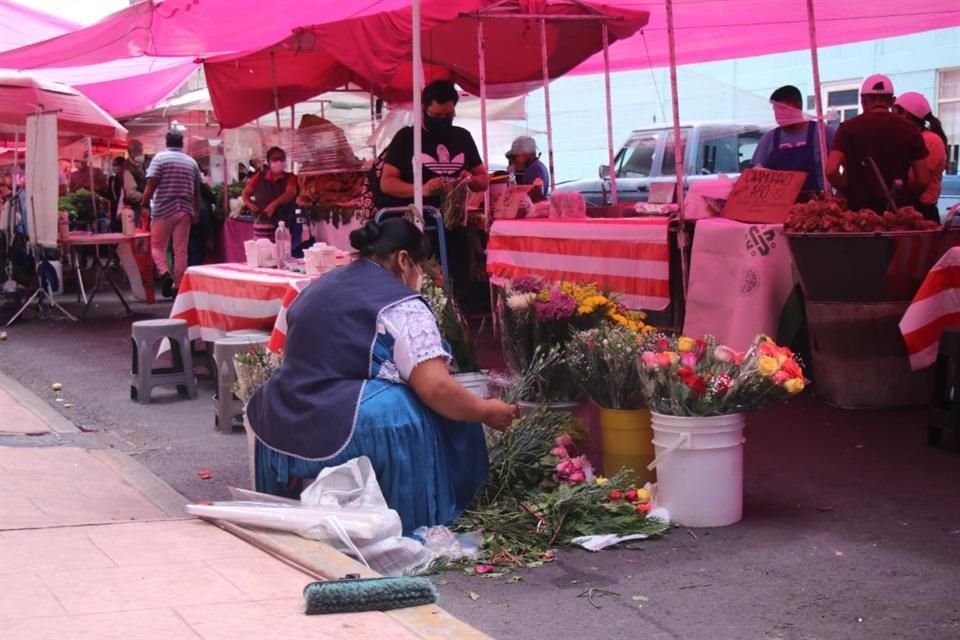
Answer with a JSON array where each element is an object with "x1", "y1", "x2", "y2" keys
[{"x1": 424, "y1": 114, "x2": 454, "y2": 134}]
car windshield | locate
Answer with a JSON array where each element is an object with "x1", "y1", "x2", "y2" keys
[{"x1": 617, "y1": 135, "x2": 658, "y2": 178}]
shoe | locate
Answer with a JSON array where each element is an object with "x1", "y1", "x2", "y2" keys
[{"x1": 160, "y1": 273, "x2": 174, "y2": 299}]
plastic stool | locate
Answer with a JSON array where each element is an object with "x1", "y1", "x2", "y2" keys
[
  {"x1": 929, "y1": 327, "x2": 960, "y2": 451},
  {"x1": 213, "y1": 335, "x2": 269, "y2": 433},
  {"x1": 130, "y1": 319, "x2": 197, "y2": 404}
]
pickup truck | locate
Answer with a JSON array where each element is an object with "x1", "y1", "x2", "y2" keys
[
  {"x1": 940, "y1": 174, "x2": 959, "y2": 219},
  {"x1": 553, "y1": 123, "x2": 772, "y2": 206}
]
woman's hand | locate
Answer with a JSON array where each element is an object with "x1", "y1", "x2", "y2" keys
[
  {"x1": 424, "y1": 177, "x2": 446, "y2": 196},
  {"x1": 481, "y1": 399, "x2": 518, "y2": 432}
]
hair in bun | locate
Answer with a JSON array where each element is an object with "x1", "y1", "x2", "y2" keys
[
  {"x1": 349, "y1": 221, "x2": 382, "y2": 252},
  {"x1": 349, "y1": 217, "x2": 430, "y2": 262}
]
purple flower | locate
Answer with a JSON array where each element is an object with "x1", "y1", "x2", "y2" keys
[
  {"x1": 534, "y1": 288, "x2": 577, "y2": 321},
  {"x1": 512, "y1": 275, "x2": 547, "y2": 295}
]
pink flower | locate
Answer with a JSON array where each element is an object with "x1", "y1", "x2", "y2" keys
[
  {"x1": 555, "y1": 434, "x2": 574, "y2": 449},
  {"x1": 655, "y1": 353, "x2": 673, "y2": 368},
  {"x1": 475, "y1": 564, "x2": 496, "y2": 574},
  {"x1": 641, "y1": 351, "x2": 658, "y2": 369},
  {"x1": 556, "y1": 459, "x2": 575, "y2": 475},
  {"x1": 567, "y1": 470, "x2": 586, "y2": 485},
  {"x1": 680, "y1": 352, "x2": 699, "y2": 368},
  {"x1": 550, "y1": 447, "x2": 568, "y2": 458},
  {"x1": 772, "y1": 370, "x2": 790, "y2": 385},
  {"x1": 714, "y1": 345, "x2": 737, "y2": 363}
]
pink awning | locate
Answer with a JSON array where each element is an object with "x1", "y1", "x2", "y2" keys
[
  {"x1": 0, "y1": 0, "x2": 79, "y2": 52},
  {"x1": 0, "y1": 72, "x2": 127, "y2": 138},
  {"x1": 205, "y1": 0, "x2": 649, "y2": 128},
  {"x1": 0, "y1": 0, "x2": 435, "y2": 69},
  {"x1": 574, "y1": 1, "x2": 960, "y2": 74},
  {"x1": 0, "y1": 1, "x2": 198, "y2": 117}
]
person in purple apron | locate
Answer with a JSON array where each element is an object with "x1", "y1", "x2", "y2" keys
[
  {"x1": 246, "y1": 216, "x2": 517, "y2": 535},
  {"x1": 241, "y1": 146, "x2": 303, "y2": 256},
  {"x1": 752, "y1": 85, "x2": 836, "y2": 201}
]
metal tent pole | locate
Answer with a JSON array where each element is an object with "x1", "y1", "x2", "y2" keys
[
  {"x1": 539, "y1": 18, "x2": 556, "y2": 193},
  {"x1": 412, "y1": 0, "x2": 424, "y2": 218},
  {"x1": 86, "y1": 138, "x2": 97, "y2": 231},
  {"x1": 806, "y1": 0, "x2": 830, "y2": 193},
  {"x1": 602, "y1": 23, "x2": 618, "y2": 206},
  {"x1": 665, "y1": 0, "x2": 689, "y2": 301},
  {"x1": 270, "y1": 50, "x2": 281, "y2": 131},
  {"x1": 478, "y1": 19, "x2": 490, "y2": 224}
]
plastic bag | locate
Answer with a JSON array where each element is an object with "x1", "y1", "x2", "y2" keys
[
  {"x1": 187, "y1": 456, "x2": 434, "y2": 576},
  {"x1": 550, "y1": 191, "x2": 586, "y2": 218}
]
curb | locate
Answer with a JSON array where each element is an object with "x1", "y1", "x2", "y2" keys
[
  {"x1": 0, "y1": 370, "x2": 488, "y2": 639},
  {"x1": 214, "y1": 522, "x2": 492, "y2": 640},
  {"x1": 0, "y1": 370, "x2": 79, "y2": 435}
]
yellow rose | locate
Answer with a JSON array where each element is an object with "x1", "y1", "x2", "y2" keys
[
  {"x1": 757, "y1": 355, "x2": 779, "y2": 377},
  {"x1": 595, "y1": 476, "x2": 609, "y2": 486},
  {"x1": 665, "y1": 351, "x2": 680, "y2": 365},
  {"x1": 785, "y1": 378, "x2": 805, "y2": 394},
  {"x1": 677, "y1": 336, "x2": 696, "y2": 352},
  {"x1": 578, "y1": 305, "x2": 594, "y2": 315},
  {"x1": 635, "y1": 487, "x2": 652, "y2": 503}
]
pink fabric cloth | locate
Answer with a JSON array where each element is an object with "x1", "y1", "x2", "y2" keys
[
  {"x1": 223, "y1": 218, "x2": 255, "y2": 263},
  {"x1": 573, "y1": 1, "x2": 960, "y2": 75},
  {"x1": 0, "y1": 0, "x2": 430, "y2": 68},
  {"x1": 0, "y1": 0, "x2": 78, "y2": 51},
  {"x1": 0, "y1": 1, "x2": 197, "y2": 117},
  {"x1": 205, "y1": 0, "x2": 647, "y2": 127},
  {"x1": 0, "y1": 72, "x2": 127, "y2": 138},
  {"x1": 151, "y1": 211, "x2": 192, "y2": 287}
]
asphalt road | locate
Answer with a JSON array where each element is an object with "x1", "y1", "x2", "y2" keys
[{"x1": 1, "y1": 295, "x2": 958, "y2": 640}]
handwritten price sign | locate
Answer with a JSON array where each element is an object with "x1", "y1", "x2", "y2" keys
[{"x1": 721, "y1": 168, "x2": 807, "y2": 224}]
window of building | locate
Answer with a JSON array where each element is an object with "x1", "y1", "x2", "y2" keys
[
  {"x1": 938, "y1": 68, "x2": 960, "y2": 175},
  {"x1": 822, "y1": 82, "x2": 861, "y2": 123}
]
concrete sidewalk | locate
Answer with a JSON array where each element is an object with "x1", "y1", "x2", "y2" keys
[{"x1": 0, "y1": 381, "x2": 487, "y2": 640}]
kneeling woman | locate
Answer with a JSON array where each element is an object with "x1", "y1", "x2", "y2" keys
[{"x1": 246, "y1": 216, "x2": 516, "y2": 534}]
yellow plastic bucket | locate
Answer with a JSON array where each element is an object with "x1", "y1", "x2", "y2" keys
[{"x1": 598, "y1": 407, "x2": 655, "y2": 485}]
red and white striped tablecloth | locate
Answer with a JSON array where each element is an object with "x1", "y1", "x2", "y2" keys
[
  {"x1": 170, "y1": 263, "x2": 317, "y2": 344},
  {"x1": 900, "y1": 247, "x2": 960, "y2": 370},
  {"x1": 487, "y1": 218, "x2": 671, "y2": 310}
]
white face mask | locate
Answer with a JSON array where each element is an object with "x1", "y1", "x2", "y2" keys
[
  {"x1": 270, "y1": 160, "x2": 285, "y2": 173},
  {"x1": 773, "y1": 102, "x2": 806, "y2": 127}
]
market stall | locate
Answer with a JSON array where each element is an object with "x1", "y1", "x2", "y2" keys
[
  {"x1": 783, "y1": 200, "x2": 950, "y2": 408},
  {"x1": 487, "y1": 217, "x2": 670, "y2": 311},
  {"x1": 169, "y1": 264, "x2": 318, "y2": 343}
]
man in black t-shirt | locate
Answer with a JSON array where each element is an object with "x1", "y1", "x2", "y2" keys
[
  {"x1": 378, "y1": 80, "x2": 489, "y2": 210},
  {"x1": 826, "y1": 74, "x2": 929, "y2": 212}
]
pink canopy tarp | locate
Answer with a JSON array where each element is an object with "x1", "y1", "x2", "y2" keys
[
  {"x1": 0, "y1": 72, "x2": 127, "y2": 139},
  {"x1": 0, "y1": 0, "x2": 438, "y2": 68},
  {"x1": 0, "y1": 0, "x2": 78, "y2": 51},
  {"x1": 575, "y1": 1, "x2": 960, "y2": 75},
  {"x1": 204, "y1": 0, "x2": 649, "y2": 128},
  {"x1": 0, "y1": 1, "x2": 198, "y2": 117}
]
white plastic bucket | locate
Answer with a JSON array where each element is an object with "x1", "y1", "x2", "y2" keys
[
  {"x1": 649, "y1": 412, "x2": 745, "y2": 528},
  {"x1": 454, "y1": 372, "x2": 490, "y2": 399}
]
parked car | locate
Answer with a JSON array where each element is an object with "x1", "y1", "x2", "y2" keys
[
  {"x1": 940, "y1": 174, "x2": 959, "y2": 221},
  {"x1": 553, "y1": 122, "x2": 773, "y2": 206}
]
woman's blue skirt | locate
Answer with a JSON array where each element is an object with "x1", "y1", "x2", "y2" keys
[{"x1": 255, "y1": 379, "x2": 488, "y2": 535}]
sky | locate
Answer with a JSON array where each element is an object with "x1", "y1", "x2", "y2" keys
[{"x1": 12, "y1": 0, "x2": 128, "y2": 25}]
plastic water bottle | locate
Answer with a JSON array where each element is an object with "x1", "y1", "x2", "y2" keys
[{"x1": 275, "y1": 220, "x2": 291, "y2": 268}]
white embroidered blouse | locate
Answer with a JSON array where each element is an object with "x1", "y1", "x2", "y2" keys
[{"x1": 376, "y1": 299, "x2": 449, "y2": 383}]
